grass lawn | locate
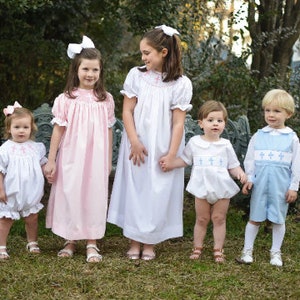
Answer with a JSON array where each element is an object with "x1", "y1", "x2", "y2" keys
[{"x1": 1, "y1": 194, "x2": 300, "y2": 300}]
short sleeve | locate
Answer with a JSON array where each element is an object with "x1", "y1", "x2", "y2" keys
[
  {"x1": 120, "y1": 67, "x2": 140, "y2": 99},
  {"x1": 36, "y1": 142, "x2": 48, "y2": 165},
  {"x1": 51, "y1": 93, "x2": 69, "y2": 127},
  {"x1": 0, "y1": 145, "x2": 8, "y2": 174},
  {"x1": 226, "y1": 141, "x2": 240, "y2": 169},
  {"x1": 171, "y1": 75, "x2": 193, "y2": 112},
  {"x1": 180, "y1": 139, "x2": 193, "y2": 165},
  {"x1": 106, "y1": 92, "x2": 116, "y2": 128}
]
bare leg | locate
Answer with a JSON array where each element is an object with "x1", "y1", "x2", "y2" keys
[
  {"x1": 24, "y1": 213, "x2": 38, "y2": 242},
  {"x1": 0, "y1": 217, "x2": 14, "y2": 259},
  {"x1": 24, "y1": 213, "x2": 41, "y2": 253},
  {"x1": 0, "y1": 217, "x2": 14, "y2": 245},
  {"x1": 190, "y1": 198, "x2": 210, "y2": 259},
  {"x1": 211, "y1": 198, "x2": 230, "y2": 262}
]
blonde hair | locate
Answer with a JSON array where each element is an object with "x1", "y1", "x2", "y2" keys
[
  {"x1": 3, "y1": 107, "x2": 37, "y2": 140},
  {"x1": 262, "y1": 89, "x2": 295, "y2": 115},
  {"x1": 198, "y1": 100, "x2": 228, "y2": 122}
]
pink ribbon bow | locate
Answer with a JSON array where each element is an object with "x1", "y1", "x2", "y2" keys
[{"x1": 3, "y1": 101, "x2": 22, "y2": 116}]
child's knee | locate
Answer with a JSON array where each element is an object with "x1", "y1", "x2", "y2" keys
[
  {"x1": 195, "y1": 216, "x2": 210, "y2": 226},
  {"x1": 211, "y1": 213, "x2": 226, "y2": 226}
]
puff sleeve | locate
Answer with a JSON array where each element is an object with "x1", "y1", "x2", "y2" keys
[
  {"x1": 51, "y1": 93, "x2": 70, "y2": 127},
  {"x1": 120, "y1": 67, "x2": 140, "y2": 99},
  {"x1": 171, "y1": 75, "x2": 193, "y2": 112}
]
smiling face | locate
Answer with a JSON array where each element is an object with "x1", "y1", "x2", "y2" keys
[
  {"x1": 264, "y1": 104, "x2": 291, "y2": 129},
  {"x1": 140, "y1": 39, "x2": 167, "y2": 72},
  {"x1": 9, "y1": 116, "x2": 32, "y2": 143},
  {"x1": 199, "y1": 111, "x2": 226, "y2": 141},
  {"x1": 77, "y1": 58, "x2": 100, "y2": 89}
]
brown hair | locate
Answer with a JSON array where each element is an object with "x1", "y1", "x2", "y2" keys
[
  {"x1": 139, "y1": 28, "x2": 183, "y2": 82},
  {"x1": 3, "y1": 107, "x2": 37, "y2": 140},
  {"x1": 64, "y1": 48, "x2": 107, "y2": 101},
  {"x1": 198, "y1": 100, "x2": 228, "y2": 122}
]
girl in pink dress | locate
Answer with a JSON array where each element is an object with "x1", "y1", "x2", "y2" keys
[{"x1": 45, "y1": 36, "x2": 115, "y2": 263}]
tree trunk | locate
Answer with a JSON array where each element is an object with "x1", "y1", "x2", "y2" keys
[{"x1": 248, "y1": 0, "x2": 300, "y2": 82}]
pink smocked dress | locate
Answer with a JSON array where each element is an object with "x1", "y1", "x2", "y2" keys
[{"x1": 46, "y1": 88, "x2": 115, "y2": 240}]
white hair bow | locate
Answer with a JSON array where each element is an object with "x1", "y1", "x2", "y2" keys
[
  {"x1": 155, "y1": 25, "x2": 180, "y2": 36},
  {"x1": 3, "y1": 101, "x2": 22, "y2": 116},
  {"x1": 67, "y1": 35, "x2": 95, "y2": 59}
]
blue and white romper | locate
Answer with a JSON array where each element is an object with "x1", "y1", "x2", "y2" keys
[{"x1": 244, "y1": 126, "x2": 300, "y2": 224}]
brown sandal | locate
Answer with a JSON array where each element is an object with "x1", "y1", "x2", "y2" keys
[
  {"x1": 190, "y1": 246, "x2": 203, "y2": 260},
  {"x1": 213, "y1": 248, "x2": 225, "y2": 263}
]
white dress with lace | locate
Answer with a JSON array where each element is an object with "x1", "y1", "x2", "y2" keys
[
  {"x1": 0, "y1": 140, "x2": 47, "y2": 219},
  {"x1": 108, "y1": 67, "x2": 193, "y2": 244}
]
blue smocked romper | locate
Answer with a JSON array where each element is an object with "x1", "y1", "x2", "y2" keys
[{"x1": 250, "y1": 130, "x2": 294, "y2": 224}]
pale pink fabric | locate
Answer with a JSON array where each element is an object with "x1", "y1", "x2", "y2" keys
[{"x1": 46, "y1": 88, "x2": 115, "y2": 240}]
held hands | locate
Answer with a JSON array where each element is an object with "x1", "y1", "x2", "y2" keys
[
  {"x1": 229, "y1": 167, "x2": 247, "y2": 185},
  {"x1": 236, "y1": 172, "x2": 247, "y2": 185},
  {"x1": 44, "y1": 161, "x2": 57, "y2": 184},
  {"x1": 159, "y1": 155, "x2": 177, "y2": 172},
  {"x1": 129, "y1": 140, "x2": 148, "y2": 166},
  {"x1": 242, "y1": 182, "x2": 253, "y2": 195}
]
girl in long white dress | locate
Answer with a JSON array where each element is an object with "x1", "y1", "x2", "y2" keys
[
  {"x1": 0, "y1": 102, "x2": 47, "y2": 260},
  {"x1": 107, "y1": 25, "x2": 192, "y2": 260}
]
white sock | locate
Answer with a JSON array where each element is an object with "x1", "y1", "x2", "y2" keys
[
  {"x1": 271, "y1": 223, "x2": 285, "y2": 252},
  {"x1": 243, "y1": 222, "x2": 259, "y2": 251}
]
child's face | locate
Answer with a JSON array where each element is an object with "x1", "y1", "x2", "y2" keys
[
  {"x1": 77, "y1": 58, "x2": 100, "y2": 89},
  {"x1": 199, "y1": 111, "x2": 225, "y2": 141},
  {"x1": 264, "y1": 104, "x2": 291, "y2": 129},
  {"x1": 9, "y1": 116, "x2": 32, "y2": 143},
  {"x1": 140, "y1": 39, "x2": 167, "y2": 73}
]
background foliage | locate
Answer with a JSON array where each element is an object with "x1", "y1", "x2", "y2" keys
[{"x1": 0, "y1": 0, "x2": 300, "y2": 131}]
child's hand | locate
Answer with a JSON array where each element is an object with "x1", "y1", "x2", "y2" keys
[
  {"x1": 286, "y1": 190, "x2": 298, "y2": 203},
  {"x1": 242, "y1": 182, "x2": 253, "y2": 195},
  {"x1": 159, "y1": 158, "x2": 171, "y2": 172},
  {"x1": 160, "y1": 155, "x2": 186, "y2": 172},
  {"x1": 129, "y1": 140, "x2": 148, "y2": 166},
  {"x1": 237, "y1": 172, "x2": 247, "y2": 184},
  {"x1": 159, "y1": 155, "x2": 176, "y2": 172},
  {"x1": 44, "y1": 161, "x2": 57, "y2": 184},
  {"x1": 0, "y1": 189, "x2": 7, "y2": 204}
]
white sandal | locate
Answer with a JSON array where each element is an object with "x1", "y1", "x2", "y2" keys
[
  {"x1": 26, "y1": 241, "x2": 41, "y2": 254},
  {"x1": 86, "y1": 244, "x2": 102, "y2": 263},
  {"x1": 0, "y1": 246, "x2": 9, "y2": 260},
  {"x1": 58, "y1": 240, "x2": 76, "y2": 258}
]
